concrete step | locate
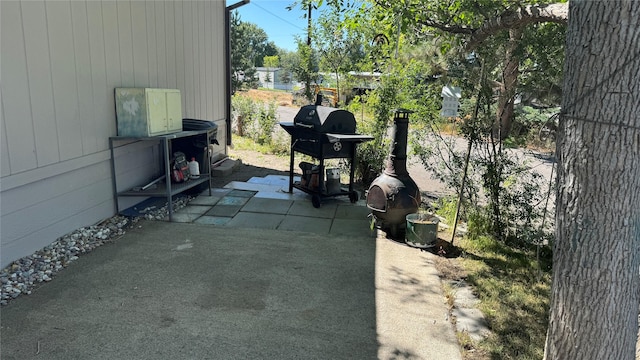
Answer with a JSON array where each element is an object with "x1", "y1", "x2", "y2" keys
[{"x1": 211, "y1": 158, "x2": 241, "y2": 177}]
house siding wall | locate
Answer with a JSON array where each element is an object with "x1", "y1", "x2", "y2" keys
[{"x1": 0, "y1": 0, "x2": 227, "y2": 268}]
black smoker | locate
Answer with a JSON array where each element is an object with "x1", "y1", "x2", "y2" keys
[{"x1": 367, "y1": 109, "x2": 421, "y2": 239}]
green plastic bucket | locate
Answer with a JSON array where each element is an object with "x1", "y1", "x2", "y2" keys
[{"x1": 405, "y1": 213, "x2": 439, "y2": 248}]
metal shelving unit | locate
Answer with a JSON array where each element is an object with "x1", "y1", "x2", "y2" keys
[{"x1": 109, "y1": 130, "x2": 212, "y2": 221}]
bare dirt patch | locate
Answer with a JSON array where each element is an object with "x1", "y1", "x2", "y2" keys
[{"x1": 235, "y1": 89, "x2": 294, "y2": 107}]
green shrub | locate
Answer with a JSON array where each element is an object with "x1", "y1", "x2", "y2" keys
[
  {"x1": 434, "y1": 195, "x2": 459, "y2": 226},
  {"x1": 231, "y1": 95, "x2": 257, "y2": 137}
]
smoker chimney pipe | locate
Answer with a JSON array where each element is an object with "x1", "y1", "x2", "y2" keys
[{"x1": 384, "y1": 109, "x2": 412, "y2": 177}]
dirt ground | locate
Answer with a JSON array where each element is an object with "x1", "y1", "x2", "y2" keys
[{"x1": 234, "y1": 89, "x2": 294, "y2": 107}]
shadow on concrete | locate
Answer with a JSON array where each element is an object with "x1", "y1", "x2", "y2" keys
[{"x1": 0, "y1": 221, "x2": 378, "y2": 359}]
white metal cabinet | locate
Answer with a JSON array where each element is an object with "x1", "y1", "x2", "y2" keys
[{"x1": 115, "y1": 88, "x2": 183, "y2": 137}]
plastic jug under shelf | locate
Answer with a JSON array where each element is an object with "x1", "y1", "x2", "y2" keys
[{"x1": 188, "y1": 158, "x2": 200, "y2": 178}]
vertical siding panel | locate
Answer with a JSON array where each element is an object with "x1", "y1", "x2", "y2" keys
[
  {"x1": 205, "y1": 2, "x2": 216, "y2": 119},
  {"x1": 165, "y1": 2, "x2": 177, "y2": 89},
  {"x1": 86, "y1": 1, "x2": 113, "y2": 147},
  {"x1": 70, "y1": 0, "x2": 98, "y2": 154},
  {"x1": 0, "y1": 1, "x2": 37, "y2": 174},
  {"x1": 145, "y1": 1, "x2": 158, "y2": 88},
  {"x1": 155, "y1": 1, "x2": 167, "y2": 87},
  {"x1": 21, "y1": 0, "x2": 60, "y2": 167},
  {"x1": 209, "y1": 3, "x2": 224, "y2": 119},
  {"x1": 130, "y1": 1, "x2": 149, "y2": 87},
  {"x1": 182, "y1": 1, "x2": 194, "y2": 115},
  {"x1": 0, "y1": 91, "x2": 10, "y2": 176},
  {"x1": 46, "y1": 1, "x2": 83, "y2": 161},
  {"x1": 198, "y1": 1, "x2": 206, "y2": 118},
  {"x1": 1, "y1": 93, "x2": 11, "y2": 176},
  {"x1": 174, "y1": 1, "x2": 186, "y2": 114},
  {"x1": 192, "y1": 1, "x2": 200, "y2": 117},
  {"x1": 0, "y1": 96, "x2": 9, "y2": 176},
  {"x1": 194, "y1": 1, "x2": 202, "y2": 118},
  {"x1": 101, "y1": 1, "x2": 121, "y2": 140},
  {"x1": 116, "y1": 1, "x2": 135, "y2": 86},
  {"x1": 193, "y1": 1, "x2": 200, "y2": 117},
  {"x1": 102, "y1": 1, "x2": 122, "y2": 92}
]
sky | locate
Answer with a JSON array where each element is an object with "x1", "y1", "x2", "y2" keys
[{"x1": 230, "y1": 0, "x2": 313, "y2": 52}]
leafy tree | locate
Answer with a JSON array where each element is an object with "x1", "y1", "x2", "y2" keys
[
  {"x1": 291, "y1": 39, "x2": 320, "y2": 102},
  {"x1": 315, "y1": 2, "x2": 367, "y2": 101},
  {"x1": 240, "y1": 22, "x2": 278, "y2": 67},
  {"x1": 367, "y1": 0, "x2": 568, "y2": 140},
  {"x1": 263, "y1": 55, "x2": 279, "y2": 69},
  {"x1": 278, "y1": 49, "x2": 298, "y2": 89},
  {"x1": 264, "y1": 72, "x2": 272, "y2": 85},
  {"x1": 230, "y1": 11, "x2": 279, "y2": 92},
  {"x1": 230, "y1": 11, "x2": 253, "y2": 93},
  {"x1": 337, "y1": 0, "x2": 567, "y2": 243},
  {"x1": 263, "y1": 55, "x2": 279, "y2": 88}
]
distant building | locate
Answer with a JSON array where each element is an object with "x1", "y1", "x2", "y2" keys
[
  {"x1": 254, "y1": 67, "x2": 297, "y2": 91},
  {"x1": 441, "y1": 85, "x2": 462, "y2": 118}
]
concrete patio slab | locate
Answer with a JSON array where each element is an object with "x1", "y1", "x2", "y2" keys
[
  {"x1": 226, "y1": 189, "x2": 258, "y2": 198},
  {"x1": 335, "y1": 204, "x2": 372, "y2": 220},
  {"x1": 277, "y1": 215, "x2": 332, "y2": 234},
  {"x1": 188, "y1": 194, "x2": 223, "y2": 206},
  {"x1": 224, "y1": 181, "x2": 286, "y2": 193},
  {"x1": 205, "y1": 205, "x2": 243, "y2": 217},
  {"x1": 253, "y1": 190, "x2": 308, "y2": 201},
  {"x1": 330, "y1": 218, "x2": 375, "y2": 238},
  {"x1": 452, "y1": 307, "x2": 491, "y2": 343},
  {"x1": 241, "y1": 197, "x2": 293, "y2": 215},
  {"x1": 287, "y1": 200, "x2": 337, "y2": 219},
  {"x1": 0, "y1": 198, "x2": 462, "y2": 360},
  {"x1": 224, "y1": 212, "x2": 285, "y2": 230},
  {"x1": 175, "y1": 205, "x2": 211, "y2": 216},
  {"x1": 193, "y1": 215, "x2": 232, "y2": 226},
  {"x1": 217, "y1": 196, "x2": 251, "y2": 206},
  {"x1": 375, "y1": 234, "x2": 462, "y2": 359}
]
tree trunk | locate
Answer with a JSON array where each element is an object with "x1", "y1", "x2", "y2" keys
[
  {"x1": 544, "y1": 1, "x2": 640, "y2": 359},
  {"x1": 493, "y1": 27, "x2": 521, "y2": 140}
]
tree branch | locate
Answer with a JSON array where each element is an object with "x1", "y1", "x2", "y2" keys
[
  {"x1": 417, "y1": 19, "x2": 474, "y2": 35},
  {"x1": 467, "y1": 3, "x2": 568, "y2": 49}
]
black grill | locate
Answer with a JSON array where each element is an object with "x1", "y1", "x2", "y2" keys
[
  {"x1": 280, "y1": 105, "x2": 373, "y2": 208},
  {"x1": 294, "y1": 105, "x2": 356, "y2": 133}
]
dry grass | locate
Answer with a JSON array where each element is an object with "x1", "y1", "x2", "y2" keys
[
  {"x1": 431, "y1": 236, "x2": 491, "y2": 360},
  {"x1": 456, "y1": 236, "x2": 551, "y2": 360},
  {"x1": 235, "y1": 89, "x2": 294, "y2": 107}
]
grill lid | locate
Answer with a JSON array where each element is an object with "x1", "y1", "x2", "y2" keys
[{"x1": 294, "y1": 105, "x2": 356, "y2": 134}]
